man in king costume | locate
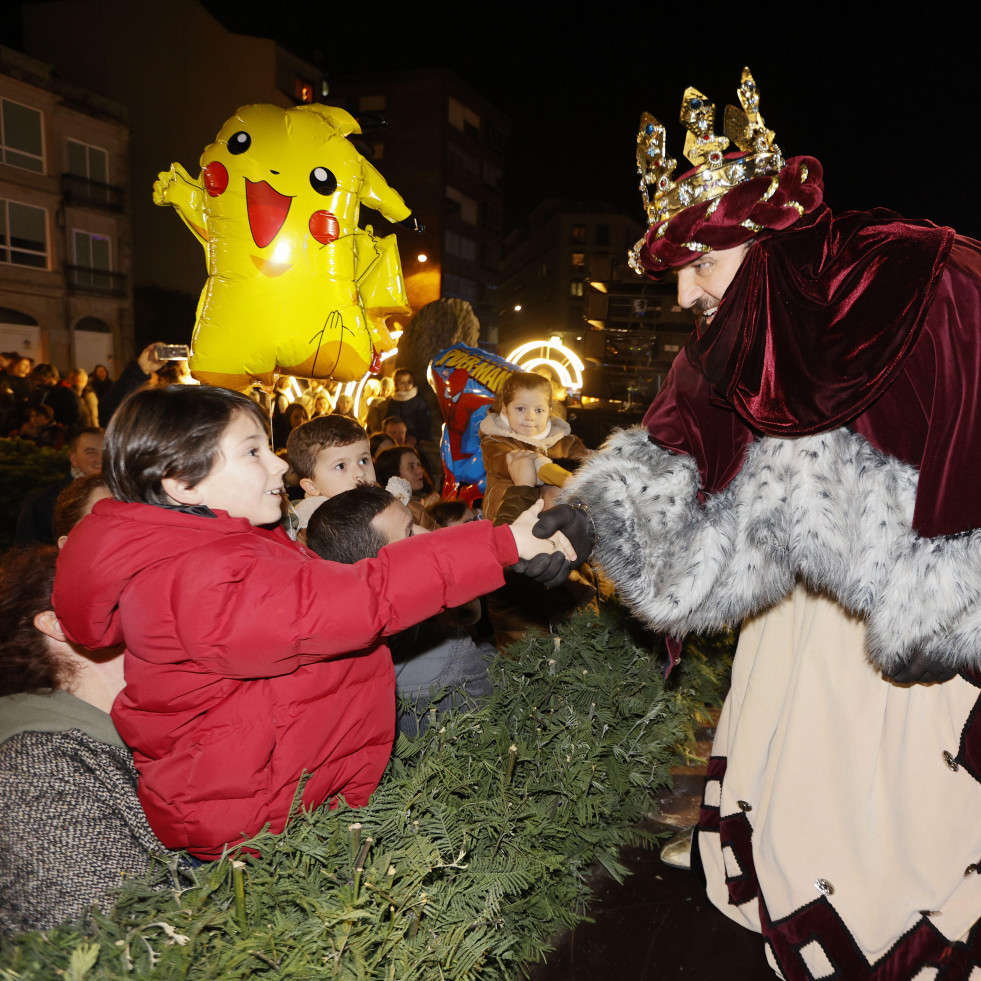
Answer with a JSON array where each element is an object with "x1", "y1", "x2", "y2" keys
[{"x1": 563, "y1": 68, "x2": 981, "y2": 979}]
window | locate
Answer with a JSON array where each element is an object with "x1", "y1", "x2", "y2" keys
[
  {"x1": 482, "y1": 161, "x2": 502, "y2": 190},
  {"x1": 595, "y1": 224, "x2": 610, "y2": 246},
  {"x1": 570, "y1": 281, "x2": 584, "y2": 297},
  {"x1": 571, "y1": 224, "x2": 587, "y2": 244},
  {"x1": 443, "y1": 272, "x2": 477, "y2": 302},
  {"x1": 482, "y1": 202, "x2": 502, "y2": 231},
  {"x1": 445, "y1": 187, "x2": 477, "y2": 225},
  {"x1": 294, "y1": 76, "x2": 314, "y2": 104},
  {"x1": 1, "y1": 99, "x2": 44, "y2": 173},
  {"x1": 0, "y1": 200, "x2": 48, "y2": 267},
  {"x1": 445, "y1": 230, "x2": 477, "y2": 262},
  {"x1": 571, "y1": 252, "x2": 586, "y2": 273},
  {"x1": 448, "y1": 97, "x2": 480, "y2": 137},
  {"x1": 67, "y1": 140, "x2": 108, "y2": 184},
  {"x1": 447, "y1": 142, "x2": 479, "y2": 177},
  {"x1": 73, "y1": 230, "x2": 112, "y2": 287}
]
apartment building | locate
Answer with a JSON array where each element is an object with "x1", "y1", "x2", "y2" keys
[{"x1": 0, "y1": 46, "x2": 131, "y2": 373}]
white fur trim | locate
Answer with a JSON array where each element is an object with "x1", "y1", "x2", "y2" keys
[{"x1": 566, "y1": 426, "x2": 981, "y2": 673}]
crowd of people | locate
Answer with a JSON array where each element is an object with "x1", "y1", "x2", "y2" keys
[{"x1": 0, "y1": 353, "x2": 596, "y2": 935}]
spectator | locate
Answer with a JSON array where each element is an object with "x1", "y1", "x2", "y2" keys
[
  {"x1": 382, "y1": 416, "x2": 408, "y2": 446},
  {"x1": 272, "y1": 401, "x2": 309, "y2": 449},
  {"x1": 285, "y1": 415, "x2": 374, "y2": 531},
  {"x1": 29, "y1": 364, "x2": 80, "y2": 431},
  {"x1": 307, "y1": 486, "x2": 496, "y2": 734},
  {"x1": 68, "y1": 369, "x2": 99, "y2": 429},
  {"x1": 0, "y1": 544, "x2": 169, "y2": 935},
  {"x1": 88, "y1": 364, "x2": 113, "y2": 404},
  {"x1": 365, "y1": 375, "x2": 394, "y2": 434},
  {"x1": 15, "y1": 404, "x2": 65, "y2": 449},
  {"x1": 386, "y1": 368, "x2": 431, "y2": 445},
  {"x1": 373, "y1": 445, "x2": 439, "y2": 530},
  {"x1": 53, "y1": 384, "x2": 570, "y2": 860},
  {"x1": 53, "y1": 474, "x2": 112, "y2": 548},
  {"x1": 14, "y1": 428, "x2": 105, "y2": 545},
  {"x1": 96, "y1": 343, "x2": 169, "y2": 426}
]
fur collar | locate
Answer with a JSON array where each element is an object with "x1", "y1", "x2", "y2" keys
[
  {"x1": 479, "y1": 410, "x2": 571, "y2": 450},
  {"x1": 390, "y1": 386, "x2": 418, "y2": 402}
]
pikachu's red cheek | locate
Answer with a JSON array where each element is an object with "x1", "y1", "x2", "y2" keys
[
  {"x1": 309, "y1": 211, "x2": 339, "y2": 245},
  {"x1": 203, "y1": 161, "x2": 229, "y2": 197}
]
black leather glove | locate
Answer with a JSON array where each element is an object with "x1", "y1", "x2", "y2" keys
[
  {"x1": 886, "y1": 650, "x2": 958, "y2": 685},
  {"x1": 510, "y1": 551, "x2": 572, "y2": 589},
  {"x1": 531, "y1": 504, "x2": 594, "y2": 569},
  {"x1": 398, "y1": 215, "x2": 425, "y2": 233}
]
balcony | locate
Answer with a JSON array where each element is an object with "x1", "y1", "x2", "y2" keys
[
  {"x1": 65, "y1": 264, "x2": 127, "y2": 296},
  {"x1": 61, "y1": 173, "x2": 125, "y2": 213}
]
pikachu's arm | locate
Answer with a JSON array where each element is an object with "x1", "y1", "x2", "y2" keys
[
  {"x1": 358, "y1": 158, "x2": 413, "y2": 225},
  {"x1": 153, "y1": 162, "x2": 209, "y2": 248}
]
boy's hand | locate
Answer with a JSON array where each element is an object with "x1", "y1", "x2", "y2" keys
[
  {"x1": 532, "y1": 503, "x2": 594, "y2": 569},
  {"x1": 509, "y1": 500, "x2": 577, "y2": 587}
]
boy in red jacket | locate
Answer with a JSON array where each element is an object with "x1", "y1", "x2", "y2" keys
[{"x1": 54, "y1": 385, "x2": 574, "y2": 860}]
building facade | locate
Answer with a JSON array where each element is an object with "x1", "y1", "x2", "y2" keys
[
  {"x1": 328, "y1": 69, "x2": 509, "y2": 347},
  {"x1": 501, "y1": 199, "x2": 690, "y2": 404},
  {"x1": 0, "y1": 45, "x2": 131, "y2": 374},
  {"x1": 23, "y1": 0, "x2": 324, "y2": 352}
]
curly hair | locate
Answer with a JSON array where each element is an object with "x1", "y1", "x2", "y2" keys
[
  {"x1": 0, "y1": 545, "x2": 68, "y2": 696},
  {"x1": 53, "y1": 474, "x2": 108, "y2": 541}
]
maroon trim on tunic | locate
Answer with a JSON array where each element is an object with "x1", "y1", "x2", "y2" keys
[
  {"x1": 699, "y1": 744, "x2": 981, "y2": 980},
  {"x1": 759, "y1": 893, "x2": 981, "y2": 981}
]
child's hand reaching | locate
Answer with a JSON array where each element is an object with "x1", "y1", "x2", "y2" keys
[{"x1": 508, "y1": 500, "x2": 577, "y2": 587}]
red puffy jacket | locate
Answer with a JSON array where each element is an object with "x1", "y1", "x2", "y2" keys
[{"x1": 54, "y1": 500, "x2": 516, "y2": 859}]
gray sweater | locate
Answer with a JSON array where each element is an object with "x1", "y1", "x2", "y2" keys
[{"x1": 0, "y1": 690, "x2": 167, "y2": 935}]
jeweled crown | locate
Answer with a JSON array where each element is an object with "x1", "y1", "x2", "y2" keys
[{"x1": 637, "y1": 67, "x2": 784, "y2": 227}]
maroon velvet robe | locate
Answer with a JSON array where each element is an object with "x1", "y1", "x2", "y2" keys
[{"x1": 645, "y1": 210, "x2": 981, "y2": 539}]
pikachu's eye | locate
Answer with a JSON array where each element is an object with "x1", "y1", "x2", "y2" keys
[
  {"x1": 310, "y1": 167, "x2": 337, "y2": 196},
  {"x1": 228, "y1": 131, "x2": 251, "y2": 155}
]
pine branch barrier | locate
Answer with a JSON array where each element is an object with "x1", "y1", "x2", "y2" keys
[{"x1": 0, "y1": 608, "x2": 733, "y2": 980}]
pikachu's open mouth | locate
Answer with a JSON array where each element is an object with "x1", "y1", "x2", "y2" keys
[{"x1": 245, "y1": 179, "x2": 292, "y2": 248}]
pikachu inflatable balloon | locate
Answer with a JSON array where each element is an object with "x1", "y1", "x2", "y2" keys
[{"x1": 153, "y1": 103, "x2": 419, "y2": 388}]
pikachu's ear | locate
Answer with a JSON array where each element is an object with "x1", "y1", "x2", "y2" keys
[{"x1": 296, "y1": 104, "x2": 361, "y2": 138}]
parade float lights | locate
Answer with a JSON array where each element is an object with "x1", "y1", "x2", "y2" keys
[{"x1": 506, "y1": 337, "x2": 585, "y2": 391}]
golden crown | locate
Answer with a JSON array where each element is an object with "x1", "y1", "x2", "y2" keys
[{"x1": 637, "y1": 67, "x2": 784, "y2": 227}]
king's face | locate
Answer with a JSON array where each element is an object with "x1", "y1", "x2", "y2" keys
[{"x1": 676, "y1": 244, "x2": 750, "y2": 326}]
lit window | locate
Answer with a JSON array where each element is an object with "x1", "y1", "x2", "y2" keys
[
  {"x1": 571, "y1": 225, "x2": 587, "y2": 244},
  {"x1": 294, "y1": 77, "x2": 314, "y2": 104},
  {"x1": 448, "y1": 97, "x2": 480, "y2": 136},
  {"x1": 0, "y1": 200, "x2": 48, "y2": 267},
  {"x1": 571, "y1": 252, "x2": 586, "y2": 272},
  {"x1": 570, "y1": 281, "x2": 584, "y2": 297},
  {"x1": 446, "y1": 186, "x2": 478, "y2": 224},
  {"x1": 1, "y1": 99, "x2": 44, "y2": 173}
]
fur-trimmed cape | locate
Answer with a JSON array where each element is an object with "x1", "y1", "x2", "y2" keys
[{"x1": 565, "y1": 426, "x2": 981, "y2": 673}]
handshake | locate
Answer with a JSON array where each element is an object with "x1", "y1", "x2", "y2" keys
[{"x1": 508, "y1": 502, "x2": 595, "y2": 588}]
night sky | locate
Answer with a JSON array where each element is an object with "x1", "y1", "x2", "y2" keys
[
  {"x1": 6, "y1": 3, "x2": 977, "y2": 238},
  {"x1": 198, "y1": 3, "x2": 981, "y2": 239}
]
